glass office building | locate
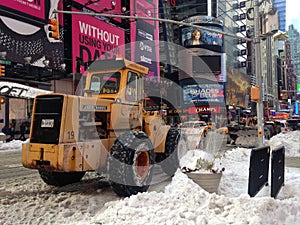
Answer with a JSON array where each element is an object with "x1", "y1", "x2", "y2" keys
[{"x1": 274, "y1": 0, "x2": 286, "y2": 31}]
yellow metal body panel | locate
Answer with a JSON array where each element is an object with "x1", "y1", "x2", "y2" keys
[
  {"x1": 143, "y1": 111, "x2": 170, "y2": 153},
  {"x1": 22, "y1": 143, "x2": 64, "y2": 171},
  {"x1": 79, "y1": 96, "x2": 112, "y2": 112},
  {"x1": 110, "y1": 103, "x2": 142, "y2": 130},
  {"x1": 22, "y1": 139, "x2": 112, "y2": 172},
  {"x1": 152, "y1": 125, "x2": 170, "y2": 153},
  {"x1": 123, "y1": 59, "x2": 149, "y2": 75},
  {"x1": 81, "y1": 139, "x2": 112, "y2": 171},
  {"x1": 60, "y1": 95, "x2": 79, "y2": 143}
]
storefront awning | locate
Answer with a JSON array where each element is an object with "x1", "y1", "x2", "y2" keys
[{"x1": 0, "y1": 81, "x2": 52, "y2": 99}]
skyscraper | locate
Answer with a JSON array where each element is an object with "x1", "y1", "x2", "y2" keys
[
  {"x1": 274, "y1": 0, "x2": 286, "y2": 31},
  {"x1": 287, "y1": 25, "x2": 300, "y2": 89}
]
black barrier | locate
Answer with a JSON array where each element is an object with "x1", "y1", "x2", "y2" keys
[
  {"x1": 271, "y1": 146, "x2": 285, "y2": 198},
  {"x1": 248, "y1": 146, "x2": 270, "y2": 197}
]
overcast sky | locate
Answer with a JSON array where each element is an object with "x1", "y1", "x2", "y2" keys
[{"x1": 286, "y1": 0, "x2": 300, "y2": 31}]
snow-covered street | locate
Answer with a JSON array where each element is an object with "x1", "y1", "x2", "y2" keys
[{"x1": 0, "y1": 131, "x2": 299, "y2": 225}]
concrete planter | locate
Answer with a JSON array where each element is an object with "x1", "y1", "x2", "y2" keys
[
  {"x1": 285, "y1": 157, "x2": 300, "y2": 168},
  {"x1": 186, "y1": 172, "x2": 222, "y2": 193}
]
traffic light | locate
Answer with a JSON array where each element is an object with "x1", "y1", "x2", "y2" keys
[
  {"x1": 0, "y1": 65, "x2": 5, "y2": 76},
  {"x1": 251, "y1": 86, "x2": 260, "y2": 101},
  {"x1": 48, "y1": 17, "x2": 60, "y2": 40},
  {"x1": 0, "y1": 96, "x2": 5, "y2": 104},
  {"x1": 280, "y1": 93, "x2": 284, "y2": 99}
]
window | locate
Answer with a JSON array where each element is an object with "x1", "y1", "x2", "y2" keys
[
  {"x1": 90, "y1": 76, "x2": 101, "y2": 92},
  {"x1": 90, "y1": 72, "x2": 121, "y2": 94},
  {"x1": 126, "y1": 72, "x2": 138, "y2": 102}
]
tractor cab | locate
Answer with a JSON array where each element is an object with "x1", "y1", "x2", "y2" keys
[{"x1": 84, "y1": 56, "x2": 149, "y2": 105}]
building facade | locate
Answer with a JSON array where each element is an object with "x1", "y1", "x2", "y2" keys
[
  {"x1": 218, "y1": 0, "x2": 250, "y2": 108},
  {"x1": 287, "y1": 24, "x2": 300, "y2": 97},
  {"x1": 274, "y1": 0, "x2": 286, "y2": 32}
]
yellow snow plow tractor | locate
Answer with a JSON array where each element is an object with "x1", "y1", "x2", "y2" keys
[{"x1": 22, "y1": 57, "x2": 188, "y2": 197}]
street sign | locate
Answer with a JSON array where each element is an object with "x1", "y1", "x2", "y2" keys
[{"x1": 0, "y1": 60, "x2": 11, "y2": 65}]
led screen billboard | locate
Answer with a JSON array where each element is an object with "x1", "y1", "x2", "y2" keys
[
  {"x1": 181, "y1": 25, "x2": 223, "y2": 47},
  {"x1": 178, "y1": 51, "x2": 226, "y2": 82},
  {"x1": 72, "y1": 9, "x2": 125, "y2": 74},
  {"x1": 183, "y1": 83, "x2": 224, "y2": 104},
  {"x1": 179, "y1": 16, "x2": 223, "y2": 51},
  {"x1": 192, "y1": 55, "x2": 221, "y2": 74},
  {"x1": 130, "y1": 0, "x2": 160, "y2": 77}
]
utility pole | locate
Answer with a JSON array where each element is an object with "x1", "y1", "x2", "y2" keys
[
  {"x1": 53, "y1": 9, "x2": 252, "y2": 42},
  {"x1": 254, "y1": 0, "x2": 264, "y2": 146}
]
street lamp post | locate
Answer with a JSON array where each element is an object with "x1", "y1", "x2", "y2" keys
[{"x1": 254, "y1": 0, "x2": 264, "y2": 147}]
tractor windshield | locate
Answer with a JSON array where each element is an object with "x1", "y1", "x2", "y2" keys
[{"x1": 90, "y1": 72, "x2": 121, "y2": 94}]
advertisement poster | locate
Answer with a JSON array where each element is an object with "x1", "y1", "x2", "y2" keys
[
  {"x1": 225, "y1": 68, "x2": 250, "y2": 106},
  {"x1": 1, "y1": 0, "x2": 46, "y2": 21},
  {"x1": 183, "y1": 84, "x2": 225, "y2": 103},
  {"x1": 0, "y1": 0, "x2": 64, "y2": 68},
  {"x1": 72, "y1": 0, "x2": 122, "y2": 22},
  {"x1": 72, "y1": 10, "x2": 125, "y2": 74},
  {"x1": 130, "y1": 0, "x2": 160, "y2": 77}
]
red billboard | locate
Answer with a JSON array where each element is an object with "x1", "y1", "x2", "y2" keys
[
  {"x1": 130, "y1": 0, "x2": 160, "y2": 77},
  {"x1": 72, "y1": 10, "x2": 125, "y2": 74},
  {"x1": 73, "y1": 0, "x2": 122, "y2": 22},
  {"x1": 188, "y1": 106, "x2": 221, "y2": 114},
  {"x1": 1, "y1": 0, "x2": 46, "y2": 21}
]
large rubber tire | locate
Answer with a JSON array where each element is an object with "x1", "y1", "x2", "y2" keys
[
  {"x1": 108, "y1": 131, "x2": 154, "y2": 197},
  {"x1": 157, "y1": 128, "x2": 188, "y2": 176},
  {"x1": 38, "y1": 171, "x2": 86, "y2": 186}
]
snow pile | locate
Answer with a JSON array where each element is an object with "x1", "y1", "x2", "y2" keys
[
  {"x1": 269, "y1": 130, "x2": 300, "y2": 157},
  {"x1": 93, "y1": 171, "x2": 300, "y2": 225},
  {"x1": 0, "y1": 139, "x2": 24, "y2": 150},
  {"x1": 179, "y1": 149, "x2": 224, "y2": 173}
]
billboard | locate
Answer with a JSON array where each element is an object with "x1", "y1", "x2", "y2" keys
[
  {"x1": 183, "y1": 84, "x2": 225, "y2": 104},
  {"x1": 0, "y1": 0, "x2": 64, "y2": 69},
  {"x1": 0, "y1": 0, "x2": 47, "y2": 22},
  {"x1": 192, "y1": 55, "x2": 221, "y2": 74},
  {"x1": 188, "y1": 106, "x2": 221, "y2": 114},
  {"x1": 178, "y1": 16, "x2": 225, "y2": 82},
  {"x1": 180, "y1": 16, "x2": 224, "y2": 48},
  {"x1": 72, "y1": 0, "x2": 122, "y2": 22},
  {"x1": 225, "y1": 69, "x2": 250, "y2": 106},
  {"x1": 130, "y1": 0, "x2": 160, "y2": 77},
  {"x1": 178, "y1": 50, "x2": 226, "y2": 82},
  {"x1": 181, "y1": 26, "x2": 223, "y2": 47},
  {"x1": 72, "y1": 9, "x2": 125, "y2": 74}
]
